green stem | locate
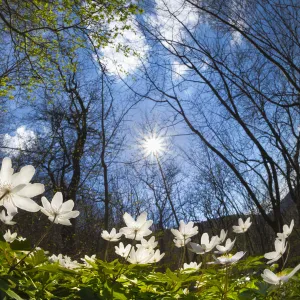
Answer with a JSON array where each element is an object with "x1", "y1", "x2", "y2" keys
[
  {"x1": 275, "y1": 283, "x2": 283, "y2": 300},
  {"x1": 282, "y1": 241, "x2": 290, "y2": 271},
  {"x1": 111, "y1": 232, "x2": 138, "y2": 298},
  {"x1": 8, "y1": 217, "x2": 57, "y2": 273},
  {"x1": 178, "y1": 238, "x2": 186, "y2": 269},
  {"x1": 104, "y1": 240, "x2": 110, "y2": 261},
  {"x1": 243, "y1": 234, "x2": 247, "y2": 252},
  {"x1": 223, "y1": 265, "x2": 229, "y2": 300},
  {"x1": 202, "y1": 253, "x2": 207, "y2": 269},
  {"x1": 124, "y1": 233, "x2": 137, "y2": 262},
  {"x1": 182, "y1": 243, "x2": 186, "y2": 266}
]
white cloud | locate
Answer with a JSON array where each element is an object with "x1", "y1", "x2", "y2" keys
[
  {"x1": 2, "y1": 126, "x2": 36, "y2": 157},
  {"x1": 172, "y1": 61, "x2": 190, "y2": 78},
  {"x1": 100, "y1": 18, "x2": 149, "y2": 75},
  {"x1": 228, "y1": 1, "x2": 248, "y2": 46},
  {"x1": 148, "y1": 0, "x2": 202, "y2": 80},
  {"x1": 148, "y1": 0, "x2": 200, "y2": 48},
  {"x1": 230, "y1": 30, "x2": 243, "y2": 45}
]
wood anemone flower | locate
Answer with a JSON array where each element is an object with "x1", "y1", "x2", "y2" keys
[
  {"x1": 0, "y1": 210, "x2": 16, "y2": 225},
  {"x1": 120, "y1": 212, "x2": 153, "y2": 241},
  {"x1": 232, "y1": 217, "x2": 252, "y2": 233},
  {"x1": 0, "y1": 157, "x2": 44, "y2": 215},
  {"x1": 262, "y1": 264, "x2": 300, "y2": 285},
  {"x1": 101, "y1": 228, "x2": 122, "y2": 242},
  {"x1": 40, "y1": 192, "x2": 80, "y2": 226},
  {"x1": 209, "y1": 252, "x2": 246, "y2": 265}
]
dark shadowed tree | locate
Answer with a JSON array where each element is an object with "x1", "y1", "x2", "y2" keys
[{"x1": 133, "y1": 0, "x2": 300, "y2": 233}]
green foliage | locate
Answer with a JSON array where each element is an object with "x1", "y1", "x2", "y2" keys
[
  {"x1": 0, "y1": 0, "x2": 141, "y2": 94},
  {"x1": 1, "y1": 238, "x2": 300, "y2": 300}
]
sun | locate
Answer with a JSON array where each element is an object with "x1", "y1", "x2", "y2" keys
[{"x1": 141, "y1": 133, "x2": 166, "y2": 158}]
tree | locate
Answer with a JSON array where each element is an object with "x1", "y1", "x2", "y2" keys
[
  {"x1": 0, "y1": 0, "x2": 141, "y2": 95},
  {"x1": 0, "y1": 0, "x2": 143, "y2": 254},
  {"x1": 135, "y1": 0, "x2": 300, "y2": 233}
]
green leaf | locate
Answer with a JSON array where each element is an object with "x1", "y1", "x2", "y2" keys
[
  {"x1": 77, "y1": 287, "x2": 101, "y2": 300},
  {"x1": 103, "y1": 281, "x2": 128, "y2": 300},
  {"x1": 25, "y1": 250, "x2": 47, "y2": 266},
  {"x1": 4, "y1": 289, "x2": 23, "y2": 300},
  {"x1": 0, "y1": 280, "x2": 23, "y2": 300},
  {"x1": 10, "y1": 240, "x2": 32, "y2": 251}
]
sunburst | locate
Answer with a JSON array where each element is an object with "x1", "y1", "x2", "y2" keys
[{"x1": 141, "y1": 132, "x2": 167, "y2": 158}]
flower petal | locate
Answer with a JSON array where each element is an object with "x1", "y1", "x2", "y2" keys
[
  {"x1": 120, "y1": 227, "x2": 133, "y2": 235},
  {"x1": 171, "y1": 229, "x2": 183, "y2": 240},
  {"x1": 245, "y1": 217, "x2": 251, "y2": 226},
  {"x1": 189, "y1": 242, "x2": 205, "y2": 254},
  {"x1": 136, "y1": 212, "x2": 147, "y2": 225},
  {"x1": 201, "y1": 233, "x2": 209, "y2": 246},
  {"x1": 49, "y1": 216, "x2": 72, "y2": 225},
  {"x1": 56, "y1": 217, "x2": 72, "y2": 226},
  {"x1": 60, "y1": 200, "x2": 74, "y2": 213},
  {"x1": 11, "y1": 165, "x2": 35, "y2": 186},
  {"x1": 51, "y1": 192, "x2": 63, "y2": 210},
  {"x1": 123, "y1": 212, "x2": 135, "y2": 227},
  {"x1": 140, "y1": 219, "x2": 153, "y2": 232},
  {"x1": 264, "y1": 251, "x2": 277, "y2": 260},
  {"x1": 0, "y1": 157, "x2": 13, "y2": 183},
  {"x1": 12, "y1": 194, "x2": 40, "y2": 212},
  {"x1": 3, "y1": 200, "x2": 18, "y2": 215},
  {"x1": 262, "y1": 269, "x2": 279, "y2": 283},
  {"x1": 232, "y1": 251, "x2": 245, "y2": 261},
  {"x1": 59, "y1": 210, "x2": 79, "y2": 219},
  {"x1": 41, "y1": 196, "x2": 52, "y2": 213},
  {"x1": 40, "y1": 207, "x2": 52, "y2": 217},
  {"x1": 17, "y1": 183, "x2": 45, "y2": 197}
]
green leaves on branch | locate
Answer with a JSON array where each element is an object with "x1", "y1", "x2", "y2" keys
[{"x1": 0, "y1": 0, "x2": 142, "y2": 94}]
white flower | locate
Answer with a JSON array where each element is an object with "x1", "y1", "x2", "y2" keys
[
  {"x1": 261, "y1": 264, "x2": 300, "y2": 285},
  {"x1": 17, "y1": 236, "x2": 26, "y2": 241},
  {"x1": 40, "y1": 192, "x2": 80, "y2": 226},
  {"x1": 81, "y1": 255, "x2": 96, "y2": 267},
  {"x1": 115, "y1": 242, "x2": 131, "y2": 258},
  {"x1": 61, "y1": 256, "x2": 81, "y2": 269},
  {"x1": 49, "y1": 253, "x2": 61, "y2": 263},
  {"x1": 101, "y1": 228, "x2": 122, "y2": 242},
  {"x1": 264, "y1": 238, "x2": 287, "y2": 264},
  {"x1": 126, "y1": 246, "x2": 154, "y2": 264},
  {"x1": 171, "y1": 220, "x2": 198, "y2": 241},
  {"x1": 3, "y1": 229, "x2": 17, "y2": 243},
  {"x1": 215, "y1": 229, "x2": 227, "y2": 245},
  {"x1": 136, "y1": 236, "x2": 158, "y2": 251},
  {"x1": 28, "y1": 247, "x2": 44, "y2": 257},
  {"x1": 215, "y1": 238, "x2": 236, "y2": 254},
  {"x1": 194, "y1": 280, "x2": 206, "y2": 288},
  {"x1": 183, "y1": 288, "x2": 189, "y2": 295},
  {"x1": 277, "y1": 220, "x2": 294, "y2": 240},
  {"x1": 0, "y1": 157, "x2": 44, "y2": 215},
  {"x1": 119, "y1": 275, "x2": 138, "y2": 285},
  {"x1": 174, "y1": 237, "x2": 191, "y2": 248},
  {"x1": 232, "y1": 217, "x2": 252, "y2": 233},
  {"x1": 181, "y1": 262, "x2": 202, "y2": 272},
  {"x1": 0, "y1": 210, "x2": 16, "y2": 225},
  {"x1": 209, "y1": 252, "x2": 246, "y2": 265},
  {"x1": 148, "y1": 249, "x2": 165, "y2": 263},
  {"x1": 120, "y1": 212, "x2": 153, "y2": 240},
  {"x1": 35, "y1": 247, "x2": 49, "y2": 255},
  {"x1": 189, "y1": 233, "x2": 218, "y2": 254},
  {"x1": 49, "y1": 253, "x2": 80, "y2": 269}
]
